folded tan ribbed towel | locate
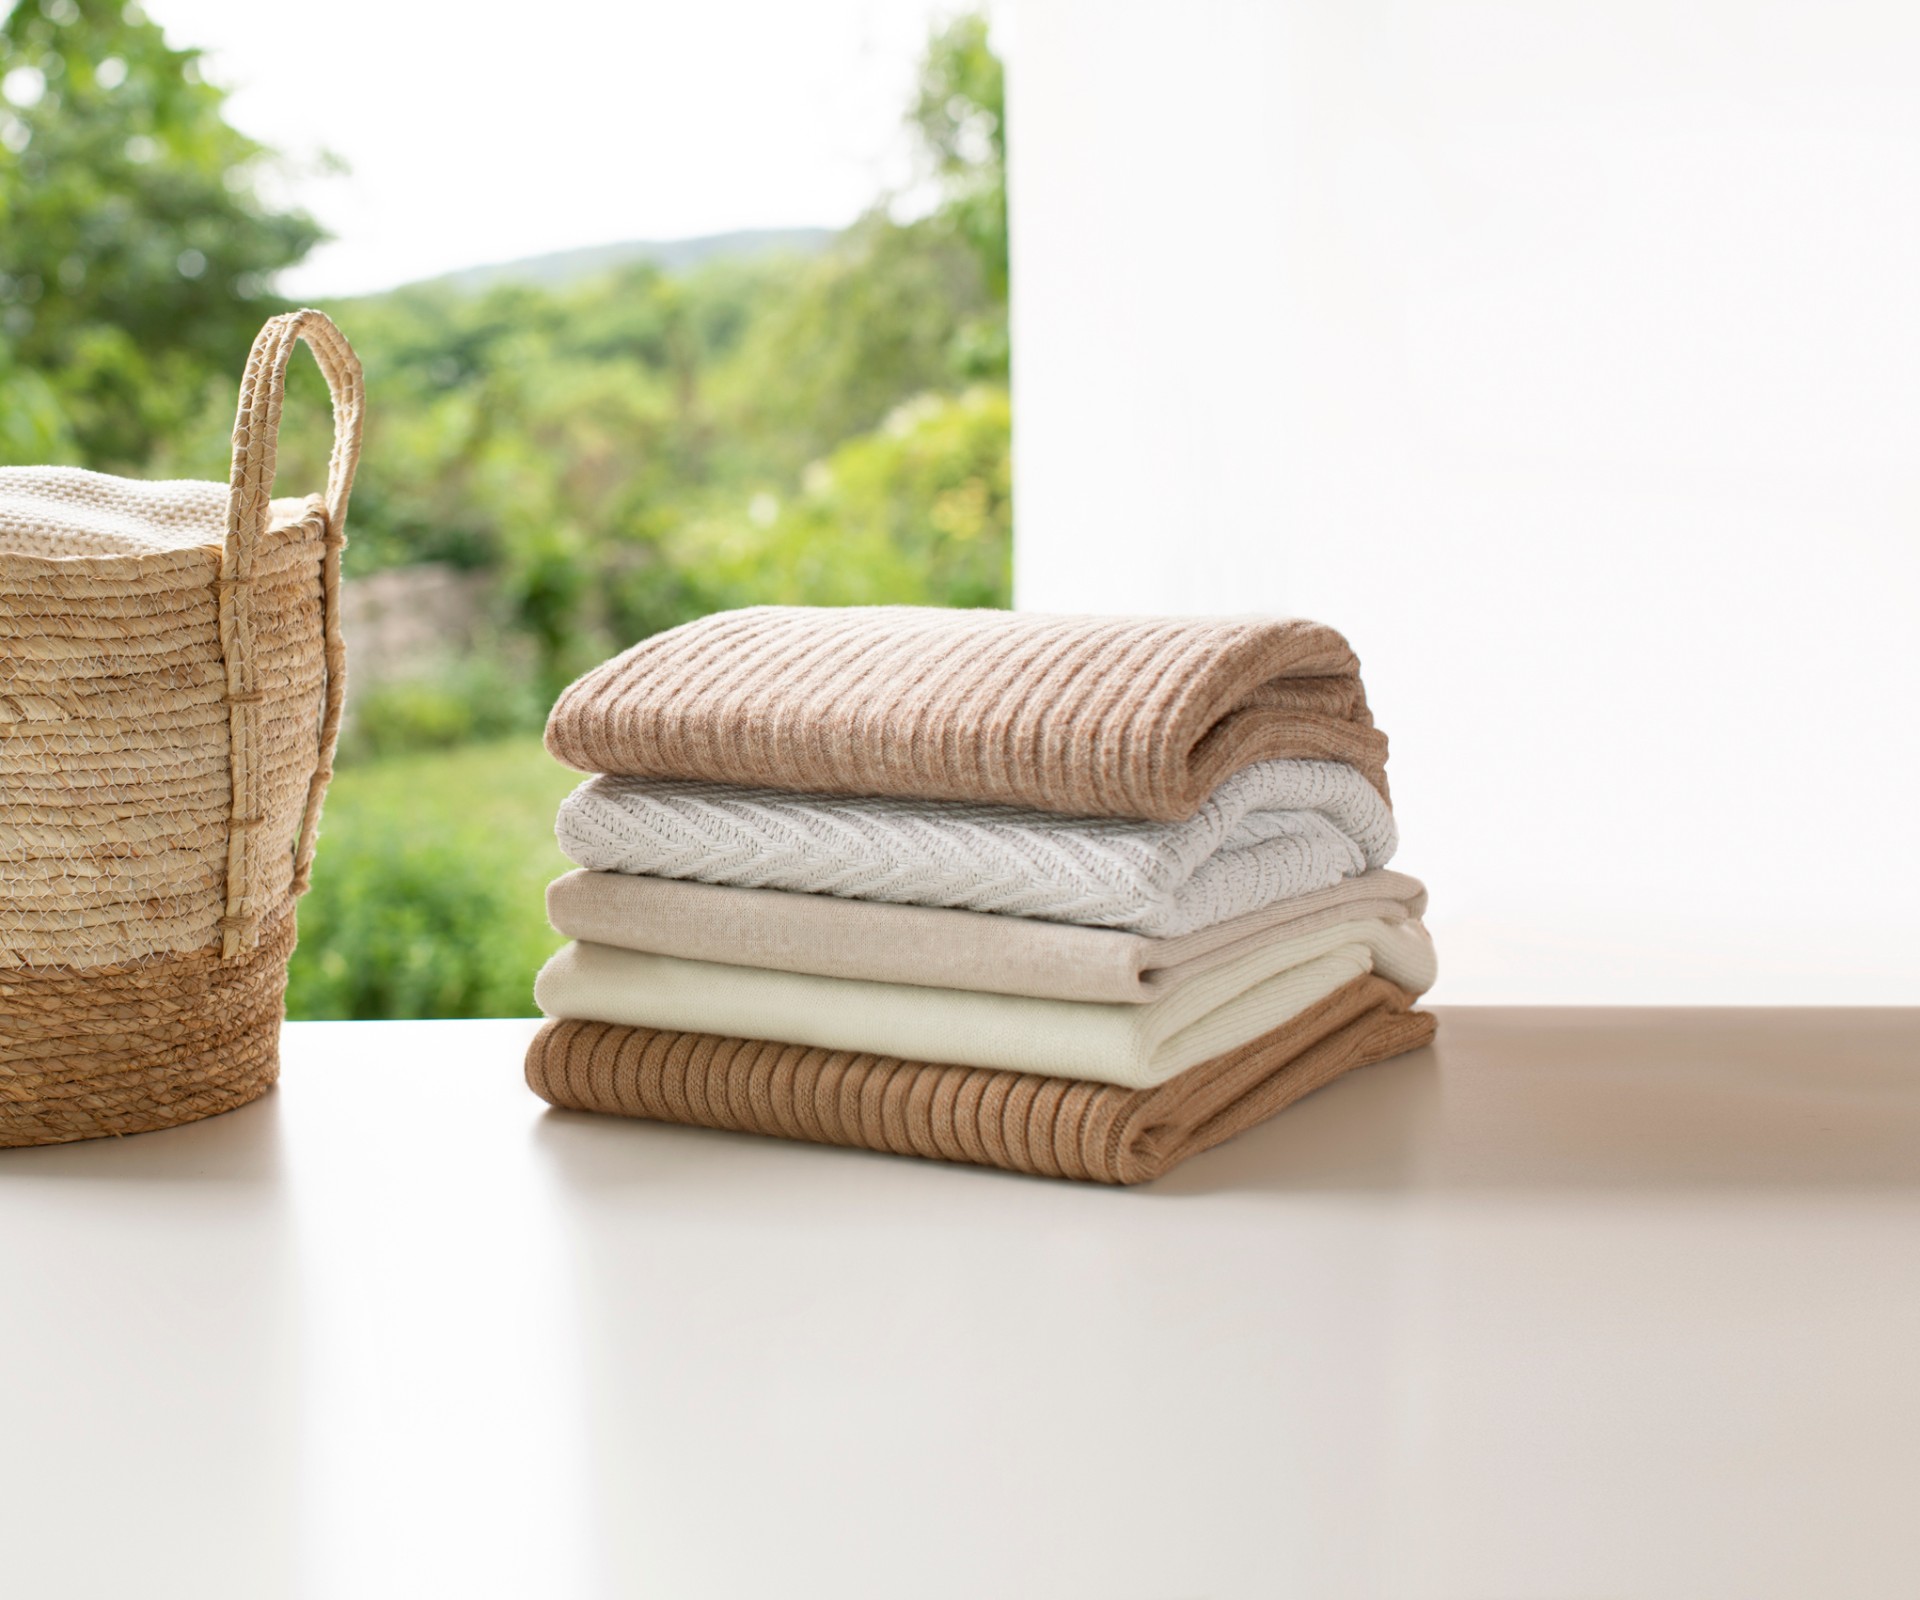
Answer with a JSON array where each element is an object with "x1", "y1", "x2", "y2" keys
[
  {"x1": 545, "y1": 606, "x2": 1389, "y2": 820},
  {"x1": 524, "y1": 975, "x2": 1435, "y2": 1184},
  {"x1": 546, "y1": 867, "x2": 1429, "y2": 1002}
]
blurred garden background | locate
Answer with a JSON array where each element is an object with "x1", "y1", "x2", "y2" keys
[{"x1": 0, "y1": 0, "x2": 1009, "y2": 1016}]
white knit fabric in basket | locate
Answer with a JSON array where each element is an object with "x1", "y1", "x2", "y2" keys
[
  {"x1": 555, "y1": 759, "x2": 1398, "y2": 938},
  {"x1": 0, "y1": 467, "x2": 230, "y2": 557}
]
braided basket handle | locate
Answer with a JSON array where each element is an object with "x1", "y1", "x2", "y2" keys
[
  {"x1": 217, "y1": 310, "x2": 363, "y2": 959},
  {"x1": 226, "y1": 308, "x2": 363, "y2": 562}
]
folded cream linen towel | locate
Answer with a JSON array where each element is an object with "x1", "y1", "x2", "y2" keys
[
  {"x1": 556, "y1": 759, "x2": 1395, "y2": 940},
  {"x1": 547, "y1": 867, "x2": 1429, "y2": 1004},
  {"x1": 545, "y1": 606, "x2": 1389, "y2": 821},
  {"x1": 534, "y1": 917, "x2": 1436, "y2": 1089},
  {"x1": 524, "y1": 974, "x2": 1437, "y2": 1185}
]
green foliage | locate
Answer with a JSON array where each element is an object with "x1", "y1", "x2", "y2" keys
[
  {"x1": 683, "y1": 386, "x2": 1011, "y2": 610},
  {"x1": 0, "y1": 0, "x2": 321, "y2": 469},
  {"x1": 0, "y1": 341, "x2": 72, "y2": 457},
  {"x1": 322, "y1": 7, "x2": 1012, "y2": 668},
  {"x1": 907, "y1": 11, "x2": 1007, "y2": 375},
  {"x1": 285, "y1": 737, "x2": 579, "y2": 1020},
  {"x1": 336, "y1": 653, "x2": 546, "y2": 765},
  {"x1": 17, "y1": 8, "x2": 1012, "y2": 680},
  {"x1": 247, "y1": 14, "x2": 1013, "y2": 702},
  {"x1": 711, "y1": 215, "x2": 996, "y2": 476},
  {"x1": 287, "y1": 830, "x2": 528, "y2": 1020}
]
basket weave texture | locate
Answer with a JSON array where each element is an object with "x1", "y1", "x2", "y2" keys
[{"x1": 1, "y1": 311, "x2": 361, "y2": 1147}]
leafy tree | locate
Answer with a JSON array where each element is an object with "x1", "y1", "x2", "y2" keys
[
  {"x1": 908, "y1": 11, "x2": 1007, "y2": 377},
  {"x1": 681, "y1": 386, "x2": 1011, "y2": 612},
  {"x1": 0, "y1": 344, "x2": 70, "y2": 458},
  {"x1": 708, "y1": 215, "x2": 990, "y2": 480},
  {"x1": 0, "y1": 0, "x2": 321, "y2": 469}
]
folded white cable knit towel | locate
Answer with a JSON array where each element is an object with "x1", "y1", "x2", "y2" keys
[
  {"x1": 554, "y1": 759, "x2": 1397, "y2": 939},
  {"x1": 534, "y1": 916, "x2": 1436, "y2": 1089}
]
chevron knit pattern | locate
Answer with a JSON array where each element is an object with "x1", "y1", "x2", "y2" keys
[
  {"x1": 556, "y1": 759, "x2": 1397, "y2": 939},
  {"x1": 544, "y1": 606, "x2": 1390, "y2": 821},
  {"x1": 525, "y1": 973, "x2": 1437, "y2": 1185}
]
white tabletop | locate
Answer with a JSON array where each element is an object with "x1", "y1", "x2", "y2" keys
[{"x1": 4, "y1": 1008, "x2": 1917, "y2": 1600}]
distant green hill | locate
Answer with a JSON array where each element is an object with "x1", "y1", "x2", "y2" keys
[{"x1": 411, "y1": 228, "x2": 837, "y2": 294}]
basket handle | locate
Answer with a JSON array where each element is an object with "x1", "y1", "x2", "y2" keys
[
  {"x1": 217, "y1": 310, "x2": 363, "y2": 958},
  {"x1": 225, "y1": 307, "x2": 363, "y2": 564}
]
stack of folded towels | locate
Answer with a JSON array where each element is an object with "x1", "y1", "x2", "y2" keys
[{"x1": 528, "y1": 606, "x2": 1436, "y2": 1184}]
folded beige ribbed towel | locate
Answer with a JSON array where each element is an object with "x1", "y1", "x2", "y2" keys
[
  {"x1": 545, "y1": 606, "x2": 1389, "y2": 820},
  {"x1": 524, "y1": 974, "x2": 1437, "y2": 1184},
  {"x1": 535, "y1": 918, "x2": 1436, "y2": 1089},
  {"x1": 546, "y1": 867, "x2": 1429, "y2": 1003}
]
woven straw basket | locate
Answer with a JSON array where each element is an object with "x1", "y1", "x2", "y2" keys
[{"x1": 1, "y1": 311, "x2": 361, "y2": 1147}]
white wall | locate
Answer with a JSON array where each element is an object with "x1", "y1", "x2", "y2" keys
[{"x1": 1008, "y1": 0, "x2": 1920, "y2": 1002}]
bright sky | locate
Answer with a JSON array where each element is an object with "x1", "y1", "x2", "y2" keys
[{"x1": 146, "y1": 0, "x2": 991, "y2": 298}]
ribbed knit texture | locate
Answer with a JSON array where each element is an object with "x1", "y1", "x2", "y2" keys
[
  {"x1": 546, "y1": 866, "x2": 1429, "y2": 1003},
  {"x1": 544, "y1": 606, "x2": 1389, "y2": 821},
  {"x1": 525, "y1": 975, "x2": 1436, "y2": 1184},
  {"x1": 556, "y1": 759, "x2": 1394, "y2": 938}
]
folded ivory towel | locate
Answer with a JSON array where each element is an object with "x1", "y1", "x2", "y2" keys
[
  {"x1": 534, "y1": 917, "x2": 1435, "y2": 1089},
  {"x1": 547, "y1": 867, "x2": 1429, "y2": 1004},
  {"x1": 556, "y1": 759, "x2": 1395, "y2": 940},
  {"x1": 545, "y1": 606, "x2": 1390, "y2": 821},
  {"x1": 525, "y1": 974, "x2": 1436, "y2": 1184}
]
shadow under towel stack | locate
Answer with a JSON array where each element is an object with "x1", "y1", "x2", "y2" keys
[{"x1": 529, "y1": 606, "x2": 1437, "y2": 1184}]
